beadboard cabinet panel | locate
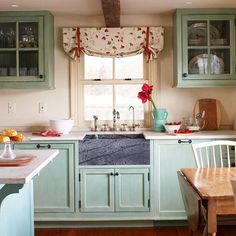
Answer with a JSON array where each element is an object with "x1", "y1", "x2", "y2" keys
[{"x1": 153, "y1": 139, "x2": 211, "y2": 219}]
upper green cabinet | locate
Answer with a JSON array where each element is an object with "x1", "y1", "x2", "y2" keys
[
  {"x1": 174, "y1": 9, "x2": 236, "y2": 87},
  {"x1": 0, "y1": 11, "x2": 54, "y2": 89}
]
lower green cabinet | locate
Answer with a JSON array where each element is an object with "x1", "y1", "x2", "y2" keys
[
  {"x1": 153, "y1": 139, "x2": 210, "y2": 220},
  {"x1": 14, "y1": 141, "x2": 78, "y2": 218},
  {"x1": 79, "y1": 167, "x2": 150, "y2": 213}
]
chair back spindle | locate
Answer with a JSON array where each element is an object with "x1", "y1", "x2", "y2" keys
[{"x1": 192, "y1": 140, "x2": 236, "y2": 168}]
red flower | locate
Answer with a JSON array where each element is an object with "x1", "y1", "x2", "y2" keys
[
  {"x1": 138, "y1": 91, "x2": 150, "y2": 103},
  {"x1": 142, "y1": 83, "x2": 153, "y2": 95},
  {"x1": 137, "y1": 83, "x2": 157, "y2": 109}
]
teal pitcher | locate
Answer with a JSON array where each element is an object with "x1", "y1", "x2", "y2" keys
[{"x1": 152, "y1": 108, "x2": 168, "y2": 132}]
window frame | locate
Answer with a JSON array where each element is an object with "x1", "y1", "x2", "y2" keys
[{"x1": 70, "y1": 53, "x2": 158, "y2": 130}]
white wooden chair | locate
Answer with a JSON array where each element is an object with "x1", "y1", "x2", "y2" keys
[{"x1": 192, "y1": 140, "x2": 236, "y2": 168}]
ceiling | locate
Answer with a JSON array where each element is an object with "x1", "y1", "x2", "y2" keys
[{"x1": 0, "y1": 0, "x2": 236, "y2": 15}]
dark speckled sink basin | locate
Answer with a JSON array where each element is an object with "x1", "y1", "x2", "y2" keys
[{"x1": 79, "y1": 134, "x2": 150, "y2": 165}]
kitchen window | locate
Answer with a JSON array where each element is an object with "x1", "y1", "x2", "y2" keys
[{"x1": 75, "y1": 53, "x2": 151, "y2": 128}]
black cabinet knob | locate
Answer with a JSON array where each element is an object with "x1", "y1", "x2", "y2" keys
[
  {"x1": 115, "y1": 172, "x2": 119, "y2": 176},
  {"x1": 39, "y1": 74, "x2": 44, "y2": 79},
  {"x1": 182, "y1": 73, "x2": 188, "y2": 77},
  {"x1": 110, "y1": 172, "x2": 114, "y2": 176}
]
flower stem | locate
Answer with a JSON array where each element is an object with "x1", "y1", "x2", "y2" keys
[{"x1": 150, "y1": 97, "x2": 157, "y2": 110}]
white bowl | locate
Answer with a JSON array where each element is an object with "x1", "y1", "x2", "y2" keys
[
  {"x1": 164, "y1": 124, "x2": 181, "y2": 133},
  {"x1": 49, "y1": 119, "x2": 74, "y2": 134},
  {"x1": 187, "y1": 125, "x2": 200, "y2": 132}
]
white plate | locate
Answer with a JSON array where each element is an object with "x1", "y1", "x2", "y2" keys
[
  {"x1": 188, "y1": 23, "x2": 220, "y2": 40},
  {"x1": 188, "y1": 54, "x2": 224, "y2": 75}
]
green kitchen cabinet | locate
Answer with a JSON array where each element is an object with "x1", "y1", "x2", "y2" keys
[
  {"x1": 14, "y1": 141, "x2": 78, "y2": 220},
  {"x1": 174, "y1": 9, "x2": 236, "y2": 87},
  {"x1": 153, "y1": 139, "x2": 210, "y2": 220},
  {"x1": 79, "y1": 167, "x2": 150, "y2": 213},
  {"x1": 0, "y1": 11, "x2": 54, "y2": 89}
]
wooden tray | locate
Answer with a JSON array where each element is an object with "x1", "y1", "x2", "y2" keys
[{"x1": 0, "y1": 155, "x2": 36, "y2": 167}]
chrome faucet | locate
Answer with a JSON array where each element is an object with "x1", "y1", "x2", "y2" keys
[
  {"x1": 112, "y1": 109, "x2": 120, "y2": 131},
  {"x1": 129, "y1": 106, "x2": 140, "y2": 131},
  {"x1": 93, "y1": 115, "x2": 98, "y2": 132}
]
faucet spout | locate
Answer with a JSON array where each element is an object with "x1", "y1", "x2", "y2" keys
[{"x1": 129, "y1": 106, "x2": 139, "y2": 131}]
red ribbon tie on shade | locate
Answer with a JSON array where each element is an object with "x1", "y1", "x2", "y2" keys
[
  {"x1": 142, "y1": 27, "x2": 152, "y2": 62},
  {"x1": 74, "y1": 27, "x2": 84, "y2": 59}
]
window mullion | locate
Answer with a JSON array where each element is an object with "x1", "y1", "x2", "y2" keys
[{"x1": 113, "y1": 58, "x2": 115, "y2": 110}]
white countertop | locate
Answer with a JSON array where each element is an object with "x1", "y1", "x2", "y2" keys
[
  {"x1": 23, "y1": 130, "x2": 236, "y2": 141},
  {"x1": 143, "y1": 130, "x2": 236, "y2": 139},
  {"x1": 0, "y1": 149, "x2": 59, "y2": 184}
]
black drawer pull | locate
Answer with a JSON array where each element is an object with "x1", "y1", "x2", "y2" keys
[
  {"x1": 115, "y1": 172, "x2": 119, "y2": 176},
  {"x1": 39, "y1": 74, "x2": 44, "y2": 79},
  {"x1": 110, "y1": 172, "x2": 114, "y2": 176},
  {"x1": 36, "y1": 144, "x2": 51, "y2": 149},
  {"x1": 178, "y1": 139, "x2": 192, "y2": 144}
]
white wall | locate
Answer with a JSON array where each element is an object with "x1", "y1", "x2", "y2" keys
[{"x1": 0, "y1": 13, "x2": 235, "y2": 130}]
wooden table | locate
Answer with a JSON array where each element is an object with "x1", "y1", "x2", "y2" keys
[{"x1": 179, "y1": 168, "x2": 236, "y2": 236}]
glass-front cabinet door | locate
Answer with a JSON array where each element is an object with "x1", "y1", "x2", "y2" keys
[
  {"x1": 174, "y1": 9, "x2": 236, "y2": 87},
  {"x1": 0, "y1": 17, "x2": 43, "y2": 81},
  {"x1": 183, "y1": 15, "x2": 234, "y2": 80}
]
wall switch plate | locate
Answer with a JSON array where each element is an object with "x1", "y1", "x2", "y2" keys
[
  {"x1": 8, "y1": 102, "x2": 16, "y2": 114},
  {"x1": 39, "y1": 103, "x2": 47, "y2": 113}
]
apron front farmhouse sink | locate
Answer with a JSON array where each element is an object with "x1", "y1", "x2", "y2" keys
[{"x1": 79, "y1": 134, "x2": 150, "y2": 165}]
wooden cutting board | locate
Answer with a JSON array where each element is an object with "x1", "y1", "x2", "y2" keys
[{"x1": 193, "y1": 98, "x2": 221, "y2": 130}]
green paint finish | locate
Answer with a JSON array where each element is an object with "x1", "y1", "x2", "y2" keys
[
  {"x1": 174, "y1": 9, "x2": 236, "y2": 87},
  {"x1": 80, "y1": 168, "x2": 115, "y2": 213},
  {"x1": 79, "y1": 167, "x2": 150, "y2": 214},
  {"x1": 115, "y1": 168, "x2": 150, "y2": 212},
  {"x1": 153, "y1": 139, "x2": 210, "y2": 219},
  {"x1": 0, "y1": 182, "x2": 34, "y2": 236},
  {"x1": 0, "y1": 11, "x2": 54, "y2": 89},
  {"x1": 14, "y1": 141, "x2": 77, "y2": 217}
]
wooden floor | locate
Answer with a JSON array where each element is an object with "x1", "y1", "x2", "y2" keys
[{"x1": 35, "y1": 226, "x2": 236, "y2": 236}]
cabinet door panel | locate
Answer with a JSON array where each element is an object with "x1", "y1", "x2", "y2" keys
[
  {"x1": 14, "y1": 143, "x2": 75, "y2": 213},
  {"x1": 154, "y1": 140, "x2": 205, "y2": 219},
  {"x1": 80, "y1": 168, "x2": 114, "y2": 212},
  {"x1": 115, "y1": 168, "x2": 150, "y2": 212}
]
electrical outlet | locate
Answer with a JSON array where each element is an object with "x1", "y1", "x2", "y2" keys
[
  {"x1": 39, "y1": 103, "x2": 47, "y2": 113},
  {"x1": 8, "y1": 102, "x2": 16, "y2": 114}
]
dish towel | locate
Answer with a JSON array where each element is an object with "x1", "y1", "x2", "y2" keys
[{"x1": 32, "y1": 130, "x2": 63, "y2": 137}]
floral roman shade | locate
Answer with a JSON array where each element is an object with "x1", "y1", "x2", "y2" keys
[{"x1": 63, "y1": 27, "x2": 164, "y2": 61}]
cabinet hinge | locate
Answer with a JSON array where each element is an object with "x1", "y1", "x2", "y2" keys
[
  {"x1": 79, "y1": 200, "x2": 81, "y2": 209},
  {"x1": 79, "y1": 173, "x2": 81, "y2": 182},
  {"x1": 148, "y1": 199, "x2": 150, "y2": 208},
  {"x1": 148, "y1": 173, "x2": 150, "y2": 181}
]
